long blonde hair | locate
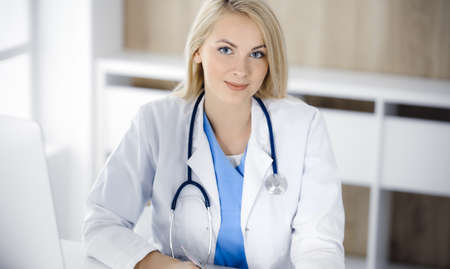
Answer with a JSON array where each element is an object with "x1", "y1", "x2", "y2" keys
[{"x1": 173, "y1": 0, "x2": 288, "y2": 100}]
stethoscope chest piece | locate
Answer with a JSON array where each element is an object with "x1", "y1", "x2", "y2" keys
[{"x1": 264, "y1": 173, "x2": 288, "y2": 195}]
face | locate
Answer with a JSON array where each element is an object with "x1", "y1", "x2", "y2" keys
[{"x1": 193, "y1": 12, "x2": 269, "y2": 106}]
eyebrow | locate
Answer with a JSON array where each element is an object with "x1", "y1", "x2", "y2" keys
[{"x1": 216, "y1": 39, "x2": 266, "y2": 50}]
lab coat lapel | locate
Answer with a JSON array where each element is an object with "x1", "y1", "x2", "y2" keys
[
  {"x1": 185, "y1": 97, "x2": 221, "y2": 241},
  {"x1": 241, "y1": 98, "x2": 273, "y2": 230}
]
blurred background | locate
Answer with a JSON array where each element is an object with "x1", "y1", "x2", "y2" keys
[{"x1": 0, "y1": 0, "x2": 449, "y2": 268}]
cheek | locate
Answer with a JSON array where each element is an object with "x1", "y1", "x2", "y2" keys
[
  {"x1": 252, "y1": 61, "x2": 269, "y2": 83},
  {"x1": 203, "y1": 53, "x2": 227, "y2": 82}
]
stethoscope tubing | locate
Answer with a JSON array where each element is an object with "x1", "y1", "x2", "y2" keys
[
  {"x1": 169, "y1": 91, "x2": 278, "y2": 262},
  {"x1": 253, "y1": 97, "x2": 278, "y2": 175},
  {"x1": 171, "y1": 91, "x2": 210, "y2": 211}
]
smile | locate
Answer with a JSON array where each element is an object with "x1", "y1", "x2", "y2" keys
[{"x1": 224, "y1": 81, "x2": 249, "y2": 91}]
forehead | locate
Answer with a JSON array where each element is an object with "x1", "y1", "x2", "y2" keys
[{"x1": 207, "y1": 12, "x2": 265, "y2": 46}]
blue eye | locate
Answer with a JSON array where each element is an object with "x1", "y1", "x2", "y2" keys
[
  {"x1": 218, "y1": 47, "x2": 232, "y2": 55},
  {"x1": 250, "y1": 51, "x2": 265, "y2": 59}
]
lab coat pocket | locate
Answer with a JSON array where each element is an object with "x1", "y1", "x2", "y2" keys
[{"x1": 172, "y1": 191, "x2": 211, "y2": 264}]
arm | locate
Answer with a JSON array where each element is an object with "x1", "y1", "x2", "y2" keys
[
  {"x1": 82, "y1": 106, "x2": 160, "y2": 268},
  {"x1": 135, "y1": 252, "x2": 235, "y2": 269},
  {"x1": 135, "y1": 251, "x2": 200, "y2": 269},
  {"x1": 290, "y1": 109, "x2": 346, "y2": 268}
]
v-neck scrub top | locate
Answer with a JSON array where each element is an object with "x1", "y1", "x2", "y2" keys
[{"x1": 203, "y1": 112, "x2": 249, "y2": 269}]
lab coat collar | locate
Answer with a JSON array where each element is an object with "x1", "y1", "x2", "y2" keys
[{"x1": 186, "y1": 96, "x2": 273, "y2": 235}]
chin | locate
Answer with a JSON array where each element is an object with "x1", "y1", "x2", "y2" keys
[{"x1": 220, "y1": 89, "x2": 253, "y2": 105}]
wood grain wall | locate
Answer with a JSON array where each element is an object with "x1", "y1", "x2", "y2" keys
[
  {"x1": 124, "y1": 0, "x2": 450, "y2": 79},
  {"x1": 123, "y1": 0, "x2": 450, "y2": 266},
  {"x1": 390, "y1": 192, "x2": 450, "y2": 268},
  {"x1": 342, "y1": 185, "x2": 370, "y2": 257}
]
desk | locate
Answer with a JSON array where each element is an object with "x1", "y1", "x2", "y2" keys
[{"x1": 60, "y1": 239, "x2": 235, "y2": 269}]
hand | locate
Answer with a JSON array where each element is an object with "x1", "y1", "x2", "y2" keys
[
  {"x1": 134, "y1": 250, "x2": 200, "y2": 269},
  {"x1": 176, "y1": 261, "x2": 201, "y2": 269}
]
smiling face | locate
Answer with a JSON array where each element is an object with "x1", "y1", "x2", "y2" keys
[{"x1": 193, "y1": 12, "x2": 269, "y2": 106}]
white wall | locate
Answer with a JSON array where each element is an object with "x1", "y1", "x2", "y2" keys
[
  {"x1": 36, "y1": 0, "x2": 122, "y2": 241},
  {"x1": 0, "y1": 0, "x2": 31, "y2": 119},
  {"x1": 36, "y1": 0, "x2": 92, "y2": 240}
]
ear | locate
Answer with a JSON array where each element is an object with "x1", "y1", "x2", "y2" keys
[{"x1": 193, "y1": 50, "x2": 202, "y2": 64}]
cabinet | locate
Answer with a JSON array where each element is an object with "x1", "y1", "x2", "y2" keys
[{"x1": 94, "y1": 50, "x2": 450, "y2": 269}]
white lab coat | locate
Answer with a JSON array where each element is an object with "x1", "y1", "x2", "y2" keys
[{"x1": 82, "y1": 94, "x2": 345, "y2": 269}]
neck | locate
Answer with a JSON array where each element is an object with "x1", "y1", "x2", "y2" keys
[{"x1": 203, "y1": 92, "x2": 252, "y2": 155}]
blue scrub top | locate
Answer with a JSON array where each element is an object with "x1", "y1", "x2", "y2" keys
[{"x1": 203, "y1": 112, "x2": 249, "y2": 269}]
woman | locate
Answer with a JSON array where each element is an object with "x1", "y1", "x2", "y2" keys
[{"x1": 83, "y1": 0, "x2": 345, "y2": 268}]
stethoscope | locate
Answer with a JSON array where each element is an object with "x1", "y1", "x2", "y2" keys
[{"x1": 169, "y1": 91, "x2": 288, "y2": 264}]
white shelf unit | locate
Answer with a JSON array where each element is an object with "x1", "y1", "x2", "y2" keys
[{"x1": 94, "y1": 50, "x2": 450, "y2": 269}]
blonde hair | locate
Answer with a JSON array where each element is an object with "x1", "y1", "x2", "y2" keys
[{"x1": 173, "y1": 0, "x2": 288, "y2": 100}]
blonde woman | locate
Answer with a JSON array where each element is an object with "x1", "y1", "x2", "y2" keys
[{"x1": 83, "y1": 0, "x2": 345, "y2": 268}]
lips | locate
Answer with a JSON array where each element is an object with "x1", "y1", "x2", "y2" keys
[{"x1": 224, "y1": 81, "x2": 249, "y2": 91}]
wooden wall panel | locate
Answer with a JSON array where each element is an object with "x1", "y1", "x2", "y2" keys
[
  {"x1": 383, "y1": 0, "x2": 450, "y2": 78},
  {"x1": 124, "y1": 0, "x2": 450, "y2": 79},
  {"x1": 342, "y1": 185, "x2": 370, "y2": 257},
  {"x1": 124, "y1": 0, "x2": 204, "y2": 55},
  {"x1": 390, "y1": 192, "x2": 450, "y2": 268}
]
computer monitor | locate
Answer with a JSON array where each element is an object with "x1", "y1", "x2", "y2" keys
[{"x1": 0, "y1": 115, "x2": 65, "y2": 269}]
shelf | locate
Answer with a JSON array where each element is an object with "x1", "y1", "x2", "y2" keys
[
  {"x1": 381, "y1": 116, "x2": 450, "y2": 197},
  {"x1": 96, "y1": 50, "x2": 450, "y2": 195},
  {"x1": 104, "y1": 86, "x2": 169, "y2": 150},
  {"x1": 346, "y1": 255, "x2": 367, "y2": 269},
  {"x1": 288, "y1": 66, "x2": 450, "y2": 109},
  {"x1": 97, "y1": 50, "x2": 184, "y2": 82},
  {"x1": 94, "y1": 50, "x2": 450, "y2": 269},
  {"x1": 321, "y1": 108, "x2": 378, "y2": 186},
  {"x1": 98, "y1": 50, "x2": 450, "y2": 110},
  {"x1": 95, "y1": 51, "x2": 450, "y2": 192}
]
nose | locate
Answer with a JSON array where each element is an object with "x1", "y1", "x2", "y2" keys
[{"x1": 232, "y1": 56, "x2": 249, "y2": 78}]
